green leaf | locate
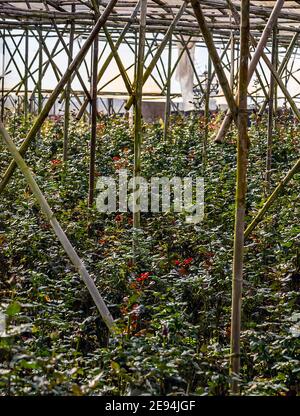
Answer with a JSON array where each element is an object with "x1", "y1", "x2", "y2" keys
[{"x1": 6, "y1": 302, "x2": 21, "y2": 317}]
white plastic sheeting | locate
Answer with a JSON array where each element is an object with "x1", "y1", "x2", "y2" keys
[{"x1": 176, "y1": 40, "x2": 195, "y2": 112}]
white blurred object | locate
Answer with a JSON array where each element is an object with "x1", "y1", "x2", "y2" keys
[
  {"x1": 176, "y1": 40, "x2": 195, "y2": 112},
  {"x1": 0, "y1": 312, "x2": 6, "y2": 336}
]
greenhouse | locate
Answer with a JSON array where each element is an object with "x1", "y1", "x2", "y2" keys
[{"x1": 0, "y1": 0, "x2": 299, "y2": 398}]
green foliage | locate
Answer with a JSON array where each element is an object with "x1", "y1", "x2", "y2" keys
[{"x1": 0, "y1": 112, "x2": 299, "y2": 395}]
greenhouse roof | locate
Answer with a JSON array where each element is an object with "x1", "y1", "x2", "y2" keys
[{"x1": 2, "y1": 1, "x2": 300, "y2": 44}]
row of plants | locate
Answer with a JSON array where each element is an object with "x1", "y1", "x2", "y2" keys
[{"x1": 0, "y1": 111, "x2": 299, "y2": 395}]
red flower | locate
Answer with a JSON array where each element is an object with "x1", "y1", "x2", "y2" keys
[
  {"x1": 115, "y1": 214, "x2": 123, "y2": 222},
  {"x1": 50, "y1": 159, "x2": 61, "y2": 166},
  {"x1": 113, "y1": 156, "x2": 121, "y2": 161},
  {"x1": 183, "y1": 257, "x2": 193, "y2": 265},
  {"x1": 136, "y1": 272, "x2": 150, "y2": 282},
  {"x1": 174, "y1": 260, "x2": 181, "y2": 266}
]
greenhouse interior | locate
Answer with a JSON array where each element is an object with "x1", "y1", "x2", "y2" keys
[{"x1": 0, "y1": 0, "x2": 299, "y2": 399}]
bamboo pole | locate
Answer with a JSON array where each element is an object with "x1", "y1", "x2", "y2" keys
[
  {"x1": 230, "y1": 32, "x2": 235, "y2": 90},
  {"x1": 163, "y1": 37, "x2": 172, "y2": 142},
  {"x1": 197, "y1": 38, "x2": 232, "y2": 108},
  {"x1": 103, "y1": 26, "x2": 133, "y2": 95},
  {"x1": 24, "y1": 29, "x2": 29, "y2": 120},
  {"x1": 133, "y1": 0, "x2": 147, "y2": 229},
  {"x1": 0, "y1": 0, "x2": 118, "y2": 193},
  {"x1": 1, "y1": 29, "x2": 5, "y2": 123},
  {"x1": 203, "y1": 55, "x2": 211, "y2": 168},
  {"x1": 0, "y1": 121, "x2": 114, "y2": 331},
  {"x1": 190, "y1": 0, "x2": 238, "y2": 120},
  {"x1": 24, "y1": 30, "x2": 64, "y2": 98},
  {"x1": 125, "y1": 0, "x2": 187, "y2": 111},
  {"x1": 144, "y1": 37, "x2": 166, "y2": 88},
  {"x1": 122, "y1": 33, "x2": 165, "y2": 92},
  {"x1": 266, "y1": 25, "x2": 278, "y2": 186},
  {"x1": 226, "y1": 0, "x2": 300, "y2": 127},
  {"x1": 50, "y1": 22, "x2": 92, "y2": 105},
  {"x1": 63, "y1": 5, "x2": 75, "y2": 161},
  {"x1": 2, "y1": 33, "x2": 26, "y2": 84},
  {"x1": 88, "y1": 32, "x2": 99, "y2": 207},
  {"x1": 76, "y1": 2, "x2": 141, "y2": 120},
  {"x1": 259, "y1": 32, "x2": 299, "y2": 115},
  {"x1": 37, "y1": 26, "x2": 43, "y2": 116},
  {"x1": 244, "y1": 158, "x2": 300, "y2": 240},
  {"x1": 230, "y1": 0, "x2": 249, "y2": 395},
  {"x1": 214, "y1": 0, "x2": 285, "y2": 143},
  {"x1": 274, "y1": 28, "x2": 279, "y2": 114}
]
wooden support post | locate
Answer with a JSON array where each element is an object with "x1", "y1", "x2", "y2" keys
[
  {"x1": 245, "y1": 158, "x2": 300, "y2": 240},
  {"x1": 2, "y1": 33, "x2": 26, "y2": 88},
  {"x1": 0, "y1": 121, "x2": 114, "y2": 331},
  {"x1": 259, "y1": 32, "x2": 299, "y2": 114},
  {"x1": 197, "y1": 38, "x2": 232, "y2": 108},
  {"x1": 25, "y1": 30, "x2": 65, "y2": 99},
  {"x1": 76, "y1": 2, "x2": 141, "y2": 120},
  {"x1": 37, "y1": 26, "x2": 43, "y2": 115},
  {"x1": 230, "y1": 0, "x2": 249, "y2": 395},
  {"x1": 190, "y1": 0, "x2": 238, "y2": 120},
  {"x1": 1, "y1": 29, "x2": 5, "y2": 123},
  {"x1": 88, "y1": 31, "x2": 99, "y2": 207},
  {"x1": 50, "y1": 22, "x2": 92, "y2": 105},
  {"x1": 103, "y1": 26, "x2": 133, "y2": 96},
  {"x1": 230, "y1": 33, "x2": 235, "y2": 90},
  {"x1": 63, "y1": 5, "x2": 75, "y2": 161},
  {"x1": 274, "y1": 28, "x2": 279, "y2": 113},
  {"x1": 123, "y1": 33, "x2": 164, "y2": 92},
  {"x1": 227, "y1": 2, "x2": 299, "y2": 126},
  {"x1": 125, "y1": 1, "x2": 187, "y2": 111},
  {"x1": 163, "y1": 38, "x2": 172, "y2": 142},
  {"x1": 266, "y1": 25, "x2": 278, "y2": 186},
  {"x1": 133, "y1": 0, "x2": 147, "y2": 229},
  {"x1": 214, "y1": 0, "x2": 285, "y2": 143},
  {"x1": 204, "y1": 55, "x2": 211, "y2": 169},
  {"x1": 0, "y1": 0, "x2": 118, "y2": 193},
  {"x1": 24, "y1": 29, "x2": 29, "y2": 120}
]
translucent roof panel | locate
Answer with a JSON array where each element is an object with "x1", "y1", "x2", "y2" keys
[{"x1": 1, "y1": 1, "x2": 300, "y2": 43}]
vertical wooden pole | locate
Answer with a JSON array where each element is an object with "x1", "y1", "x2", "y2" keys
[
  {"x1": 190, "y1": 0, "x2": 238, "y2": 119},
  {"x1": 63, "y1": 6, "x2": 75, "y2": 161},
  {"x1": 0, "y1": 0, "x2": 118, "y2": 193},
  {"x1": 133, "y1": 0, "x2": 147, "y2": 228},
  {"x1": 260, "y1": 32, "x2": 299, "y2": 114},
  {"x1": 244, "y1": 157, "x2": 300, "y2": 239},
  {"x1": 1, "y1": 29, "x2": 5, "y2": 123},
  {"x1": 125, "y1": 1, "x2": 186, "y2": 111},
  {"x1": 88, "y1": 29, "x2": 99, "y2": 207},
  {"x1": 0, "y1": 121, "x2": 114, "y2": 331},
  {"x1": 266, "y1": 25, "x2": 278, "y2": 186},
  {"x1": 37, "y1": 26, "x2": 43, "y2": 115},
  {"x1": 203, "y1": 54, "x2": 211, "y2": 169},
  {"x1": 230, "y1": 0, "x2": 249, "y2": 395},
  {"x1": 134, "y1": 30, "x2": 138, "y2": 82},
  {"x1": 163, "y1": 37, "x2": 172, "y2": 142},
  {"x1": 274, "y1": 27, "x2": 279, "y2": 113},
  {"x1": 230, "y1": 33, "x2": 235, "y2": 90},
  {"x1": 285, "y1": 59, "x2": 288, "y2": 108},
  {"x1": 213, "y1": 0, "x2": 285, "y2": 143},
  {"x1": 76, "y1": 2, "x2": 141, "y2": 121},
  {"x1": 24, "y1": 29, "x2": 29, "y2": 121}
]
